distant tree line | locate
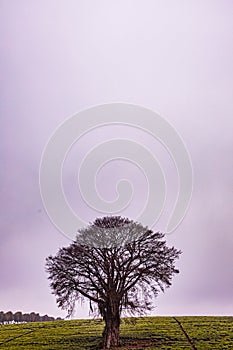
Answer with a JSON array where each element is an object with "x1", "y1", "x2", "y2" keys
[{"x1": 0, "y1": 311, "x2": 62, "y2": 324}]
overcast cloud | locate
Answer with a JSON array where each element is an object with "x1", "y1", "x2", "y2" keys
[{"x1": 1, "y1": 0, "x2": 233, "y2": 318}]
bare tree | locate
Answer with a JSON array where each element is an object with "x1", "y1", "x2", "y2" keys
[{"x1": 46, "y1": 216, "x2": 181, "y2": 349}]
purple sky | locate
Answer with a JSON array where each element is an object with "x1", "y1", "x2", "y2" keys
[{"x1": 1, "y1": 1, "x2": 233, "y2": 318}]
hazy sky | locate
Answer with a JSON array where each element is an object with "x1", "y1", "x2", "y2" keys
[{"x1": 1, "y1": 0, "x2": 233, "y2": 318}]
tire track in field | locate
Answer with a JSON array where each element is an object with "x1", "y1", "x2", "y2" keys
[
  {"x1": 173, "y1": 317, "x2": 197, "y2": 350},
  {"x1": 0, "y1": 325, "x2": 47, "y2": 347}
]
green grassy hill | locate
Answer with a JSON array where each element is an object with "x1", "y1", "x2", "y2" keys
[{"x1": 0, "y1": 316, "x2": 232, "y2": 349}]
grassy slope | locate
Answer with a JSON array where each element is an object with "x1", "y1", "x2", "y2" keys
[{"x1": 0, "y1": 316, "x2": 232, "y2": 349}]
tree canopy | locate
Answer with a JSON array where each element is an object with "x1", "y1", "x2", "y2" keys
[{"x1": 46, "y1": 216, "x2": 181, "y2": 349}]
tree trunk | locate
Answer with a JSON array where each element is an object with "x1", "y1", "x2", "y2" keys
[{"x1": 102, "y1": 299, "x2": 120, "y2": 349}]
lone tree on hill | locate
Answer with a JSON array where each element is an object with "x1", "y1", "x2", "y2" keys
[{"x1": 46, "y1": 216, "x2": 181, "y2": 349}]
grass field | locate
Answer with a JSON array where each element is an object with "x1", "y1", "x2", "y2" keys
[{"x1": 0, "y1": 316, "x2": 232, "y2": 349}]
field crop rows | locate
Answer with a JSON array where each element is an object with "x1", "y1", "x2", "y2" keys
[{"x1": 0, "y1": 316, "x2": 232, "y2": 349}]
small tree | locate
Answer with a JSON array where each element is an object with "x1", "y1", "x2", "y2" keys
[
  {"x1": 29, "y1": 312, "x2": 36, "y2": 322},
  {"x1": 5, "y1": 311, "x2": 13, "y2": 324},
  {"x1": 34, "y1": 313, "x2": 41, "y2": 322},
  {"x1": 22, "y1": 313, "x2": 30, "y2": 323},
  {"x1": 0, "y1": 311, "x2": 5, "y2": 324},
  {"x1": 46, "y1": 216, "x2": 181, "y2": 349},
  {"x1": 13, "y1": 311, "x2": 22, "y2": 323}
]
